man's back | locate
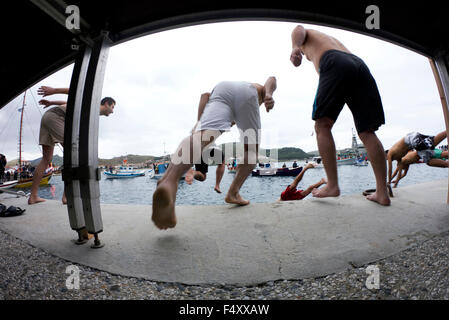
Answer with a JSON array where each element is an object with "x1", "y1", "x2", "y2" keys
[{"x1": 299, "y1": 28, "x2": 351, "y2": 72}]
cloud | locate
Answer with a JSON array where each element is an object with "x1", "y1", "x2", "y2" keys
[{"x1": 0, "y1": 21, "x2": 445, "y2": 162}]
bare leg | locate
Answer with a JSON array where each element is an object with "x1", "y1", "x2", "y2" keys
[
  {"x1": 214, "y1": 164, "x2": 225, "y2": 193},
  {"x1": 359, "y1": 131, "x2": 390, "y2": 206},
  {"x1": 152, "y1": 130, "x2": 221, "y2": 229},
  {"x1": 427, "y1": 158, "x2": 449, "y2": 168},
  {"x1": 225, "y1": 144, "x2": 256, "y2": 205},
  {"x1": 433, "y1": 131, "x2": 447, "y2": 146},
  {"x1": 28, "y1": 145, "x2": 54, "y2": 205},
  {"x1": 311, "y1": 118, "x2": 340, "y2": 198}
]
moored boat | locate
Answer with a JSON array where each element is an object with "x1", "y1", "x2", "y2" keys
[
  {"x1": 104, "y1": 165, "x2": 145, "y2": 179},
  {"x1": 252, "y1": 166, "x2": 303, "y2": 177},
  {"x1": 14, "y1": 171, "x2": 53, "y2": 188},
  {"x1": 0, "y1": 180, "x2": 19, "y2": 190},
  {"x1": 336, "y1": 157, "x2": 357, "y2": 165}
]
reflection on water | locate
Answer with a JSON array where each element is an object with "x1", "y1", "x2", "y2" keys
[{"x1": 35, "y1": 162, "x2": 448, "y2": 206}]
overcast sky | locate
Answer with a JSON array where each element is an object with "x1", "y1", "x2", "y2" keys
[{"x1": 0, "y1": 21, "x2": 445, "y2": 162}]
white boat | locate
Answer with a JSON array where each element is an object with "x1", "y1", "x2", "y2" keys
[
  {"x1": 308, "y1": 155, "x2": 357, "y2": 167},
  {"x1": 336, "y1": 157, "x2": 357, "y2": 165},
  {"x1": 308, "y1": 156, "x2": 324, "y2": 168},
  {"x1": 149, "y1": 163, "x2": 169, "y2": 180},
  {"x1": 0, "y1": 180, "x2": 19, "y2": 190},
  {"x1": 354, "y1": 159, "x2": 369, "y2": 166},
  {"x1": 104, "y1": 165, "x2": 146, "y2": 179}
]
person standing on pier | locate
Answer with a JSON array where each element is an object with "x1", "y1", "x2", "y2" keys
[
  {"x1": 290, "y1": 25, "x2": 390, "y2": 206},
  {"x1": 28, "y1": 86, "x2": 116, "y2": 205}
]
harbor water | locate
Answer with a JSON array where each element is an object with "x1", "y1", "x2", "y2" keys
[{"x1": 32, "y1": 161, "x2": 448, "y2": 206}]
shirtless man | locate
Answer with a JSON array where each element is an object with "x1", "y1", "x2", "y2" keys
[
  {"x1": 290, "y1": 25, "x2": 390, "y2": 206},
  {"x1": 152, "y1": 77, "x2": 277, "y2": 230},
  {"x1": 391, "y1": 148, "x2": 448, "y2": 187},
  {"x1": 387, "y1": 130, "x2": 447, "y2": 184},
  {"x1": 28, "y1": 86, "x2": 115, "y2": 205}
]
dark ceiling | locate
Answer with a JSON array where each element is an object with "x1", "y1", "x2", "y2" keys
[{"x1": 1, "y1": 0, "x2": 447, "y2": 109}]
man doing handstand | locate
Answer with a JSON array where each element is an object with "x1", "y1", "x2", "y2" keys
[{"x1": 387, "y1": 130, "x2": 447, "y2": 184}]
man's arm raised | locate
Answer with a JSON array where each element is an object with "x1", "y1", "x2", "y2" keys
[
  {"x1": 291, "y1": 25, "x2": 306, "y2": 67},
  {"x1": 38, "y1": 86, "x2": 69, "y2": 97}
]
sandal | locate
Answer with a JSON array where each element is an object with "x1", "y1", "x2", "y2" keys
[
  {"x1": 0, "y1": 203, "x2": 6, "y2": 215},
  {"x1": 362, "y1": 185, "x2": 394, "y2": 198},
  {"x1": 0, "y1": 205, "x2": 25, "y2": 217}
]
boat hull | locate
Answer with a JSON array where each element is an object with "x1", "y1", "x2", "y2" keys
[
  {"x1": 0, "y1": 180, "x2": 19, "y2": 189},
  {"x1": 252, "y1": 166, "x2": 303, "y2": 177},
  {"x1": 14, "y1": 172, "x2": 52, "y2": 188},
  {"x1": 336, "y1": 158, "x2": 357, "y2": 165},
  {"x1": 104, "y1": 171, "x2": 145, "y2": 179}
]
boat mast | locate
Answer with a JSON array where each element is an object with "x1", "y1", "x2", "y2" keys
[{"x1": 18, "y1": 91, "x2": 26, "y2": 173}]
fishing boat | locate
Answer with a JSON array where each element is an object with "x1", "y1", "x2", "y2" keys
[
  {"x1": 0, "y1": 180, "x2": 19, "y2": 190},
  {"x1": 227, "y1": 165, "x2": 237, "y2": 174},
  {"x1": 252, "y1": 166, "x2": 303, "y2": 177},
  {"x1": 104, "y1": 165, "x2": 145, "y2": 179},
  {"x1": 354, "y1": 159, "x2": 369, "y2": 166},
  {"x1": 14, "y1": 171, "x2": 53, "y2": 188},
  {"x1": 148, "y1": 163, "x2": 169, "y2": 180},
  {"x1": 148, "y1": 163, "x2": 187, "y2": 180},
  {"x1": 308, "y1": 155, "x2": 357, "y2": 166},
  {"x1": 308, "y1": 156, "x2": 324, "y2": 168},
  {"x1": 13, "y1": 92, "x2": 53, "y2": 189},
  {"x1": 336, "y1": 157, "x2": 357, "y2": 165},
  {"x1": 227, "y1": 158, "x2": 237, "y2": 174}
]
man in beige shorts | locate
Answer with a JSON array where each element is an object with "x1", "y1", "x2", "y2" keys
[{"x1": 28, "y1": 86, "x2": 116, "y2": 205}]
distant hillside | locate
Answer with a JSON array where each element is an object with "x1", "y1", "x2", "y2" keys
[
  {"x1": 7, "y1": 155, "x2": 63, "y2": 167},
  {"x1": 9, "y1": 144, "x2": 312, "y2": 168},
  {"x1": 270, "y1": 147, "x2": 310, "y2": 161},
  {"x1": 98, "y1": 154, "x2": 158, "y2": 166},
  {"x1": 218, "y1": 142, "x2": 310, "y2": 161}
]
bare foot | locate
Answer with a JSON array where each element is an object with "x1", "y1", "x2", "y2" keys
[
  {"x1": 312, "y1": 185, "x2": 340, "y2": 198},
  {"x1": 152, "y1": 182, "x2": 177, "y2": 230},
  {"x1": 225, "y1": 192, "x2": 250, "y2": 206},
  {"x1": 28, "y1": 196, "x2": 46, "y2": 205},
  {"x1": 366, "y1": 191, "x2": 391, "y2": 206},
  {"x1": 62, "y1": 195, "x2": 67, "y2": 205},
  {"x1": 214, "y1": 186, "x2": 222, "y2": 193}
]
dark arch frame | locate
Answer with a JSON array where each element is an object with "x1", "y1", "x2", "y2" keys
[{"x1": 1, "y1": 1, "x2": 448, "y2": 244}]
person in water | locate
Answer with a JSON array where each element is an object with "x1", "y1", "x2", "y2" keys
[{"x1": 280, "y1": 163, "x2": 326, "y2": 201}]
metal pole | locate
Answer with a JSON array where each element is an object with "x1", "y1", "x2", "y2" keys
[
  {"x1": 429, "y1": 56, "x2": 449, "y2": 203},
  {"x1": 63, "y1": 46, "x2": 92, "y2": 244},
  {"x1": 78, "y1": 32, "x2": 111, "y2": 248}
]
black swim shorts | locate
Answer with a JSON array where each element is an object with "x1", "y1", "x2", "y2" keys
[
  {"x1": 194, "y1": 148, "x2": 225, "y2": 175},
  {"x1": 312, "y1": 50, "x2": 385, "y2": 133}
]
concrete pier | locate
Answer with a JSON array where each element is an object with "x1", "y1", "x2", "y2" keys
[{"x1": 0, "y1": 179, "x2": 448, "y2": 286}]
